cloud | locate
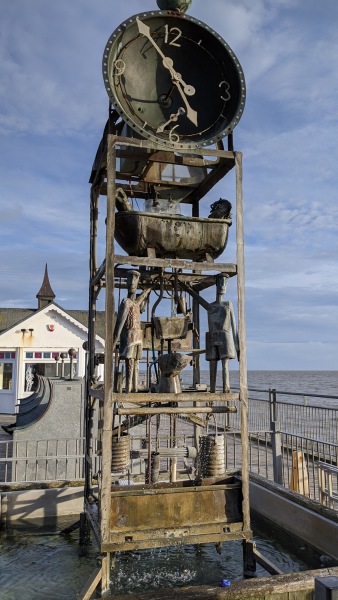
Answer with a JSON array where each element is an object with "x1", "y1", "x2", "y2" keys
[{"x1": 1, "y1": 0, "x2": 338, "y2": 369}]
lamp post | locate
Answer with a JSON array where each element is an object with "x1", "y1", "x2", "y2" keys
[
  {"x1": 54, "y1": 354, "x2": 60, "y2": 377},
  {"x1": 60, "y1": 352, "x2": 68, "y2": 378},
  {"x1": 68, "y1": 348, "x2": 77, "y2": 380}
]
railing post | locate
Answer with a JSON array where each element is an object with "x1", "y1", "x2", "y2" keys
[
  {"x1": 270, "y1": 389, "x2": 282, "y2": 484},
  {"x1": 271, "y1": 421, "x2": 283, "y2": 485},
  {"x1": 269, "y1": 388, "x2": 277, "y2": 422}
]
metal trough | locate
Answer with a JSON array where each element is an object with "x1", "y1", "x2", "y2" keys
[
  {"x1": 114, "y1": 211, "x2": 232, "y2": 260},
  {"x1": 108, "y1": 474, "x2": 245, "y2": 551}
]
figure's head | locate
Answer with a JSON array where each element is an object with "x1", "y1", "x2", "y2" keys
[
  {"x1": 216, "y1": 274, "x2": 229, "y2": 296},
  {"x1": 127, "y1": 270, "x2": 140, "y2": 293}
]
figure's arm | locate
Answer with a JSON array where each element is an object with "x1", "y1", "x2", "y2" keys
[
  {"x1": 179, "y1": 281, "x2": 210, "y2": 311},
  {"x1": 112, "y1": 300, "x2": 129, "y2": 351},
  {"x1": 136, "y1": 287, "x2": 152, "y2": 306},
  {"x1": 229, "y1": 301, "x2": 240, "y2": 360}
]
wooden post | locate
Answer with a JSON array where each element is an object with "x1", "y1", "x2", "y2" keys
[
  {"x1": 242, "y1": 540, "x2": 257, "y2": 578},
  {"x1": 98, "y1": 553, "x2": 111, "y2": 595},
  {"x1": 192, "y1": 199, "x2": 201, "y2": 389},
  {"x1": 192, "y1": 199, "x2": 201, "y2": 463},
  {"x1": 98, "y1": 134, "x2": 116, "y2": 592},
  {"x1": 319, "y1": 464, "x2": 326, "y2": 505},
  {"x1": 289, "y1": 451, "x2": 309, "y2": 496},
  {"x1": 235, "y1": 152, "x2": 250, "y2": 535}
]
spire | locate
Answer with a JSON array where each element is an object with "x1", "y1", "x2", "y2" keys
[{"x1": 36, "y1": 264, "x2": 56, "y2": 309}]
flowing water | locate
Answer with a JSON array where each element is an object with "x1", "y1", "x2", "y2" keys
[{"x1": 0, "y1": 514, "x2": 335, "y2": 599}]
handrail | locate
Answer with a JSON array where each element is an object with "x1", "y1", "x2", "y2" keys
[{"x1": 231, "y1": 385, "x2": 338, "y2": 402}]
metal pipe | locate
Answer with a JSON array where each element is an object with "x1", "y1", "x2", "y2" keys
[{"x1": 135, "y1": 446, "x2": 197, "y2": 459}]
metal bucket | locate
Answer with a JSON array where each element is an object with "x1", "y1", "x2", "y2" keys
[{"x1": 153, "y1": 316, "x2": 190, "y2": 341}]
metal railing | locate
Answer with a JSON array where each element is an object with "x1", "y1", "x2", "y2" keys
[
  {"x1": 1, "y1": 386, "x2": 338, "y2": 510},
  {"x1": 317, "y1": 461, "x2": 338, "y2": 508},
  {"x1": 219, "y1": 387, "x2": 338, "y2": 507},
  {"x1": 0, "y1": 437, "x2": 95, "y2": 484},
  {"x1": 226, "y1": 387, "x2": 338, "y2": 443}
]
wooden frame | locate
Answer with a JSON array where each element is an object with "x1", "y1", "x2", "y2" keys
[{"x1": 80, "y1": 132, "x2": 251, "y2": 597}]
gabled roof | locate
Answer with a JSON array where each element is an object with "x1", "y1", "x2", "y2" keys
[
  {"x1": 0, "y1": 265, "x2": 107, "y2": 342},
  {"x1": 0, "y1": 308, "x2": 35, "y2": 334},
  {"x1": 0, "y1": 304, "x2": 106, "y2": 340},
  {"x1": 66, "y1": 310, "x2": 106, "y2": 340}
]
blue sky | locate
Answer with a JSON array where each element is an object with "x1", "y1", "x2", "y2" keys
[{"x1": 1, "y1": 0, "x2": 338, "y2": 370}]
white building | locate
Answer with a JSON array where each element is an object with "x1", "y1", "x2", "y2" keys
[{"x1": 0, "y1": 265, "x2": 105, "y2": 414}]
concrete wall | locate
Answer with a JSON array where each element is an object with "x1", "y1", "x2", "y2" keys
[
  {"x1": 12, "y1": 379, "x2": 86, "y2": 481},
  {"x1": 249, "y1": 474, "x2": 338, "y2": 562},
  {"x1": 0, "y1": 485, "x2": 84, "y2": 526}
]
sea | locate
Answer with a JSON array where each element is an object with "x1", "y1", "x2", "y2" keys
[
  {"x1": 180, "y1": 370, "x2": 338, "y2": 407},
  {"x1": 0, "y1": 371, "x2": 337, "y2": 599}
]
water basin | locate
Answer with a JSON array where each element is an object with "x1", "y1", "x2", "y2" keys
[{"x1": 0, "y1": 514, "x2": 334, "y2": 599}]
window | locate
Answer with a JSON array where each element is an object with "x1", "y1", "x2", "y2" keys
[
  {"x1": 24, "y1": 362, "x2": 77, "y2": 392},
  {"x1": 0, "y1": 363, "x2": 13, "y2": 390},
  {"x1": 0, "y1": 352, "x2": 15, "y2": 359}
]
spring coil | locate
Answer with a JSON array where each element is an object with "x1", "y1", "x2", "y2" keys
[
  {"x1": 199, "y1": 434, "x2": 225, "y2": 477},
  {"x1": 112, "y1": 434, "x2": 130, "y2": 472}
]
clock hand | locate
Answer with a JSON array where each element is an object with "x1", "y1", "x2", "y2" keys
[
  {"x1": 137, "y1": 18, "x2": 192, "y2": 90},
  {"x1": 157, "y1": 107, "x2": 186, "y2": 133},
  {"x1": 172, "y1": 80, "x2": 198, "y2": 126},
  {"x1": 136, "y1": 18, "x2": 198, "y2": 126}
]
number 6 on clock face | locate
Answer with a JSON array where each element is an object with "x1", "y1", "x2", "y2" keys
[{"x1": 102, "y1": 10, "x2": 246, "y2": 148}]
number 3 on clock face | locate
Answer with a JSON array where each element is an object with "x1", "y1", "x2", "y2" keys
[{"x1": 103, "y1": 11, "x2": 246, "y2": 149}]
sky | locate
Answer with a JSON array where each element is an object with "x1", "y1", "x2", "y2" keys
[{"x1": 1, "y1": 0, "x2": 338, "y2": 371}]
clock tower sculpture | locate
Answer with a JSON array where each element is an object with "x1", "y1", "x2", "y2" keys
[{"x1": 81, "y1": 1, "x2": 252, "y2": 596}]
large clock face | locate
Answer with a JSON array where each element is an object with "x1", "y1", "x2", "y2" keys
[{"x1": 102, "y1": 11, "x2": 246, "y2": 149}]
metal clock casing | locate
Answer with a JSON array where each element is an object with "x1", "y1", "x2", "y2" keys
[{"x1": 102, "y1": 11, "x2": 246, "y2": 149}]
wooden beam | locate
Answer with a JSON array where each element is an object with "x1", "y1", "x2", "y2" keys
[
  {"x1": 113, "y1": 392, "x2": 239, "y2": 403},
  {"x1": 117, "y1": 406, "x2": 237, "y2": 415},
  {"x1": 114, "y1": 255, "x2": 237, "y2": 273},
  {"x1": 115, "y1": 148, "x2": 223, "y2": 168},
  {"x1": 91, "y1": 390, "x2": 239, "y2": 403},
  {"x1": 78, "y1": 567, "x2": 102, "y2": 600},
  {"x1": 91, "y1": 258, "x2": 237, "y2": 283},
  {"x1": 187, "y1": 158, "x2": 235, "y2": 203},
  {"x1": 111, "y1": 135, "x2": 235, "y2": 159}
]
